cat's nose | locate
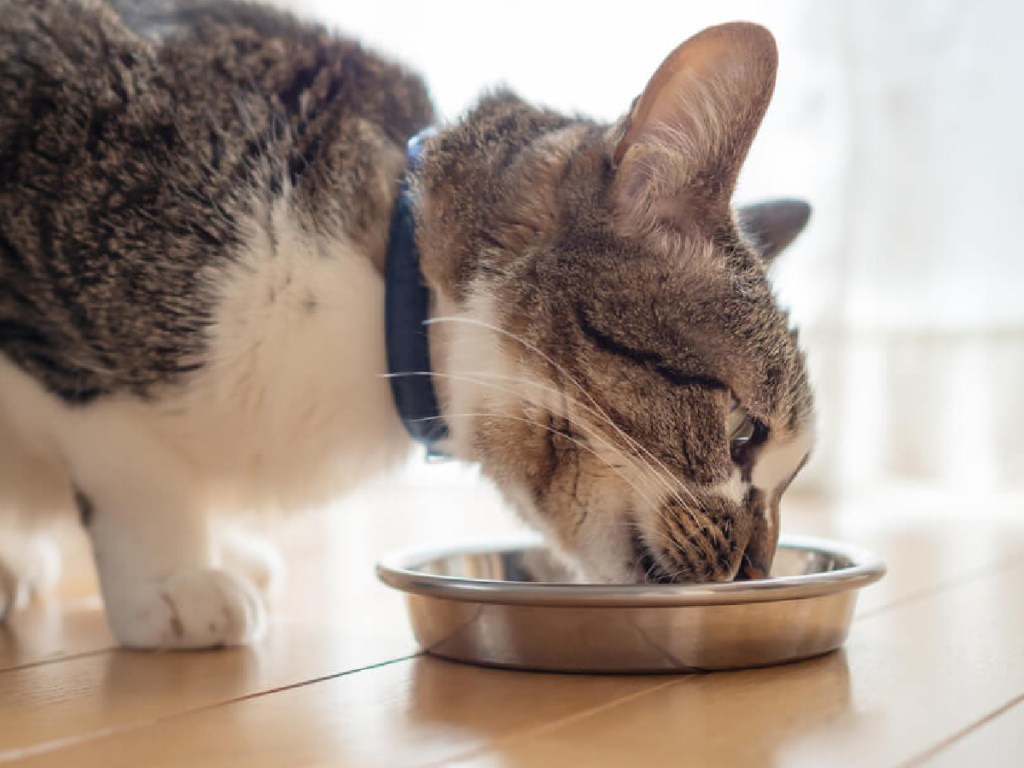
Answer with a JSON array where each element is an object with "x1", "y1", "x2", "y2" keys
[{"x1": 736, "y1": 489, "x2": 780, "y2": 581}]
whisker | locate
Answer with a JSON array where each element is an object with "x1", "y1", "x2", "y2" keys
[
  {"x1": 457, "y1": 368, "x2": 707, "y2": 529},
  {"x1": 409, "y1": 410, "x2": 666, "y2": 517},
  {"x1": 386, "y1": 368, "x2": 669, "y2": 516},
  {"x1": 424, "y1": 316, "x2": 705, "y2": 520},
  {"x1": 386, "y1": 349, "x2": 704, "y2": 530}
]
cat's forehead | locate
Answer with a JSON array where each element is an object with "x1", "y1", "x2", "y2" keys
[
  {"x1": 559, "y1": 227, "x2": 774, "y2": 339},
  {"x1": 549, "y1": 230, "x2": 809, "y2": 422}
]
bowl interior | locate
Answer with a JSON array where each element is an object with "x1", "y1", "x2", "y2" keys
[{"x1": 415, "y1": 543, "x2": 853, "y2": 585}]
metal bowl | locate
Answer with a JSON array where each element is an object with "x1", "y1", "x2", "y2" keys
[{"x1": 377, "y1": 536, "x2": 886, "y2": 673}]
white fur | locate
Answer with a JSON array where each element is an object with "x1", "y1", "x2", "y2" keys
[
  {"x1": 430, "y1": 287, "x2": 637, "y2": 583},
  {"x1": 751, "y1": 425, "x2": 814, "y2": 499},
  {"x1": 0, "y1": 193, "x2": 409, "y2": 646},
  {"x1": 430, "y1": 287, "x2": 518, "y2": 459},
  {"x1": 712, "y1": 470, "x2": 746, "y2": 506},
  {"x1": 0, "y1": 533, "x2": 60, "y2": 619}
]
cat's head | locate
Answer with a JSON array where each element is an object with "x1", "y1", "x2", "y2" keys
[{"x1": 417, "y1": 22, "x2": 814, "y2": 583}]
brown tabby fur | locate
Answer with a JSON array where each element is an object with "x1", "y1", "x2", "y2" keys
[
  {"x1": 418, "y1": 25, "x2": 813, "y2": 581},
  {"x1": 0, "y1": 2, "x2": 813, "y2": 635}
]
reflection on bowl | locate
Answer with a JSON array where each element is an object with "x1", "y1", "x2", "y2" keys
[{"x1": 377, "y1": 536, "x2": 886, "y2": 673}]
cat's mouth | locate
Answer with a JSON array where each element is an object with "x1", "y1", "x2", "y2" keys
[
  {"x1": 628, "y1": 527, "x2": 770, "y2": 584},
  {"x1": 629, "y1": 531, "x2": 678, "y2": 585}
]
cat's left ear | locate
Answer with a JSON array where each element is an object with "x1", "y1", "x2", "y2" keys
[
  {"x1": 610, "y1": 22, "x2": 777, "y2": 239},
  {"x1": 737, "y1": 199, "x2": 811, "y2": 264}
]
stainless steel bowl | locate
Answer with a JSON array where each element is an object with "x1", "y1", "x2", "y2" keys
[{"x1": 377, "y1": 536, "x2": 886, "y2": 673}]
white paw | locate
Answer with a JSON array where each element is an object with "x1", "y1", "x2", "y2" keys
[
  {"x1": 107, "y1": 568, "x2": 266, "y2": 650},
  {"x1": 0, "y1": 535, "x2": 61, "y2": 620}
]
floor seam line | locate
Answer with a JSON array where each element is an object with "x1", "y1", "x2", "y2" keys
[
  {"x1": 415, "y1": 676, "x2": 686, "y2": 768},
  {"x1": 0, "y1": 646, "x2": 116, "y2": 676},
  {"x1": 414, "y1": 552, "x2": 1024, "y2": 765},
  {"x1": 0, "y1": 651, "x2": 423, "y2": 764},
  {"x1": 895, "y1": 690, "x2": 1024, "y2": 768},
  {"x1": 857, "y1": 548, "x2": 1024, "y2": 622}
]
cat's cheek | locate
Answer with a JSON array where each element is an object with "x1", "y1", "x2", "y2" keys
[
  {"x1": 569, "y1": 502, "x2": 638, "y2": 583},
  {"x1": 533, "y1": 480, "x2": 635, "y2": 584}
]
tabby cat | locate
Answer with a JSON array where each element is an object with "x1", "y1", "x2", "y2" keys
[{"x1": 0, "y1": 0, "x2": 814, "y2": 648}]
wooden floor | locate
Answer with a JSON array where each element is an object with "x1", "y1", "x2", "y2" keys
[{"x1": 1, "y1": 477, "x2": 1023, "y2": 767}]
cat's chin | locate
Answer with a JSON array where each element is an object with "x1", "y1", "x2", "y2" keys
[
  {"x1": 566, "y1": 561, "x2": 691, "y2": 586},
  {"x1": 568, "y1": 567, "x2": 638, "y2": 586},
  {"x1": 563, "y1": 539, "x2": 743, "y2": 586},
  {"x1": 549, "y1": 538, "x2": 643, "y2": 586}
]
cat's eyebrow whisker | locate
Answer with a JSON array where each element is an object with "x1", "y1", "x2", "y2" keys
[
  {"x1": 422, "y1": 317, "x2": 705, "y2": 517},
  {"x1": 408, "y1": 410, "x2": 666, "y2": 518},
  {"x1": 384, "y1": 366, "x2": 703, "y2": 533},
  {"x1": 405, "y1": 355, "x2": 704, "y2": 526},
  {"x1": 412, "y1": 411, "x2": 664, "y2": 519},
  {"x1": 385, "y1": 369, "x2": 669, "y2": 516}
]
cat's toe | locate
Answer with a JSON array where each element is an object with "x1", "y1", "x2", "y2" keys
[{"x1": 108, "y1": 568, "x2": 266, "y2": 650}]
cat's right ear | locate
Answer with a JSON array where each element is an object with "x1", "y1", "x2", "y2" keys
[
  {"x1": 610, "y1": 23, "x2": 778, "y2": 241},
  {"x1": 737, "y1": 199, "x2": 812, "y2": 264}
]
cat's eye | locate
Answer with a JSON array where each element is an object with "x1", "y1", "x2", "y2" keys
[
  {"x1": 726, "y1": 398, "x2": 763, "y2": 465},
  {"x1": 729, "y1": 415, "x2": 759, "y2": 464},
  {"x1": 731, "y1": 414, "x2": 756, "y2": 446}
]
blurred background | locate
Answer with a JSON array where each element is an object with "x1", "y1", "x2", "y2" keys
[{"x1": 283, "y1": 0, "x2": 1022, "y2": 506}]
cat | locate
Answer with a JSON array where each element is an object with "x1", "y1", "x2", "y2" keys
[{"x1": 0, "y1": 0, "x2": 814, "y2": 649}]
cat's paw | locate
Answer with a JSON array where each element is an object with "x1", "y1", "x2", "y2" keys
[
  {"x1": 107, "y1": 568, "x2": 266, "y2": 650},
  {"x1": 0, "y1": 535, "x2": 61, "y2": 621}
]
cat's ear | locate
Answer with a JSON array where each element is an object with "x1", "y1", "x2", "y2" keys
[
  {"x1": 611, "y1": 22, "x2": 777, "y2": 239},
  {"x1": 737, "y1": 199, "x2": 811, "y2": 264}
]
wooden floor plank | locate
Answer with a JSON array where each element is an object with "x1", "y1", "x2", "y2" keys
[
  {"x1": 0, "y1": 525, "x2": 112, "y2": 672},
  {"x1": 1, "y1": 481, "x2": 519, "y2": 655},
  {"x1": 0, "y1": 619, "x2": 416, "y2": 760},
  {"x1": 2, "y1": 656, "x2": 672, "y2": 767},
  {"x1": 3, "y1": 489, "x2": 1023, "y2": 767},
  {"x1": 775, "y1": 497, "x2": 1024, "y2": 619},
  {"x1": 0, "y1": 483, "x2": 522, "y2": 757},
  {"x1": 0, "y1": 601, "x2": 113, "y2": 673},
  {"x1": 912, "y1": 695, "x2": 1024, "y2": 768},
  {"x1": 445, "y1": 557, "x2": 1024, "y2": 768},
  {"x1": 6, "y1": 505, "x2": 1023, "y2": 768},
  {"x1": 4, "y1": 491, "x2": 1018, "y2": 671}
]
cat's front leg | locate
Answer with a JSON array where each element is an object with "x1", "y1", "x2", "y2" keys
[{"x1": 72, "y1": 437, "x2": 265, "y2": 650}]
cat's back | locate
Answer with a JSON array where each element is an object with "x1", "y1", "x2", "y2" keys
[
  {"x1": 0, "y1": 0, "x2": 166, "y2": 201},
  {"x1": 0, "y1": 0, "x2": 428, "y2": 514},
  {"x1": 0, "y1": 0, "x2": 433, "y2": 402},
  {"x1": 0, "y1": 0, "x2": 187, "y2": 400}
]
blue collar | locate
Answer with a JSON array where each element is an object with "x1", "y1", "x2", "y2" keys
[{"x1": 384, "y1": 129, "x2": 450, "y2": 458}]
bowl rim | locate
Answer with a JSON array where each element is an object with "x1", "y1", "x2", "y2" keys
[{"x1": 376, "y1": 535, "x2": 887, "y2": 607}]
